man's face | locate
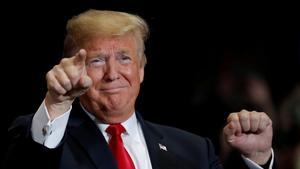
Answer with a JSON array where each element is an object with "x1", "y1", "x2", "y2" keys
[{"x1": 80, "y1": 34, "x2": 144, "y2": 123}]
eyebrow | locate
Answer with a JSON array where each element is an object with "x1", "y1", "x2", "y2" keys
[
  {"x1": 117, "y1": 50, "x2": 130, "y2": 56},
  {"x1": 95, "y1": 50, "x2": 129, "y2": 55},
  {"x1": 88, "y1": 53, "x2": 107, "y2": 59},
  {"x1": 88, "y1": 47, "x2": 131, "y2": 59}
]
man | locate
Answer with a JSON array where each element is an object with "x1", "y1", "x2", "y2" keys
[{"x1": 5, "y1": 9, "x2": 274, "y2": 169}]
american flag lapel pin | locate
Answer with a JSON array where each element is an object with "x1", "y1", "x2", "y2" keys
[{"x1": 158, "y1": 143, "x2": 167, "y2": 151}]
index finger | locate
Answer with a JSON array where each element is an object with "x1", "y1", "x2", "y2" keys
[{"x1": 73, "y1": 49, "x2": 87, "y2": 65}]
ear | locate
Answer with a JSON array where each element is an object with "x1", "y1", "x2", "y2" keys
[{"x1": 139, "y1": 67, "x2": 144, "y2": 83}]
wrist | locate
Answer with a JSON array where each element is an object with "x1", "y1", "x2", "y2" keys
[
  {"x1": 45, "y1": 92, "x2": 74, "y2": 120},
  {"x1": 244, "y1": 149, "x2": 272, "y2": 165}
]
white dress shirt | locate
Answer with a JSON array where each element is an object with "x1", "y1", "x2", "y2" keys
[
  {"x1": 31, "y1": 101, "x2": 152, "y2": 169},
  {"x1": 82, "y1": 105, "x2": 152, "y2": 169},
  {"x1": 31, "y1": 100, "x2": 273, "y2": 169}
]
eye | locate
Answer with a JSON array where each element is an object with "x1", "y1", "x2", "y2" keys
[
  {"x1": 118, "y1": 55, "x2": 132, "y2": 64},
  {"x1": 88, "y1": 58, "x2": 105, "y2": 67}
]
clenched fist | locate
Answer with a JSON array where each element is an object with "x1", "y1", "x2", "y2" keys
[
  {"x1": 223, "y1": 110, "x2": 273, "y2": 165},
  {"x1": 45, "y1": 49, "x2": 92, "y2": 120}
]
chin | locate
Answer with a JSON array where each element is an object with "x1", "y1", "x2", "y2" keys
[{"x1": 106, "y1": 104, "x2": 127, "y2": 113}]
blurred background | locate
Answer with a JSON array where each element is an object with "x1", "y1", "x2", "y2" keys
[{"x1": 3, "y1": 0, "x2": 300, "y2": 168}]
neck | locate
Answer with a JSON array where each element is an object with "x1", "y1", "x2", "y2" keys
[
  {"x1": 79, "y1": 101, "x2": 135, "y2": 124},
  {"x1": 94, "y1": 109, "x2": 134, "y2": 124}
]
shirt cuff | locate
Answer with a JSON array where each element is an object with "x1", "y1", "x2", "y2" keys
[
  {"x1": 31, "y1": 100, "x2": 71, "y2": 148},
  {"x1": 242, "y1": 149, "x2": 274, "y2": 169}
]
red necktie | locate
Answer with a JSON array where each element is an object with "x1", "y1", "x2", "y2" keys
[{"x1": 106, "y1": 124, "x2": 135, "y2": 169}]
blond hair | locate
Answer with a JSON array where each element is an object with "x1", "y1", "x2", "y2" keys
[{"x1": 63, "y1": 9, "x2": 149, "y2": 67}]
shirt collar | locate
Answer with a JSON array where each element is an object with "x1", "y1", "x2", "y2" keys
[{"x1": 80, "y1": 103, "x2": 139, "y2": 140}]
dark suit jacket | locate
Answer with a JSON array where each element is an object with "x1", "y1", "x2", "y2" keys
[{"x1": 5, "y1": 102, "x2": 265, "y2": 169}]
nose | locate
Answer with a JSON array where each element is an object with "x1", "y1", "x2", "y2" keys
[{"x1": 104, "y1": 59, "x2": 120, "y2": 82}]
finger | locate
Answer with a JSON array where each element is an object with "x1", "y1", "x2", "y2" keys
[
  {"x1": 73, "y1": 49, "x2": 87, "y2": 65},
  {"x1": 249, "y1": 111, "x2": 260, "y2": 132},
  {"x1": 238, "y1": 110, "x2": 250, "y2": 132},
  {"x1": 62, "y1": 50, "x2": 87, "y2": 86},
  {"x1": 227, "y1": 113, "x2": 242, "y2": 136},
  {"x1": 223, "y1": 121, "x2": 242, "y2": 143},
  {"x1": 258, "y1": 112, "x2": 271, "y2": 132},
  {"x1": 46, "y1": 71, "x2": 67, "y2": 95},
  {"x1": 223, "y1": 123, "x2": 235, "y2": 142},
  {"x1": 52, "y1": 65, "x2": 72, "y2": 91},
  {"x1": 64, "y1": 65, "x2": 85, "y2": 87},
  {"x1": 65, "y1": 88, "x2": 86, "y2": 98},
  {"x1": 66, "y1": 79, "x2": 90, "y2": 98}
]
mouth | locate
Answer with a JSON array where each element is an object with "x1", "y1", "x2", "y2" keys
[{"x1": 100, "y1": 86, "x2": 126, "y2": 93}]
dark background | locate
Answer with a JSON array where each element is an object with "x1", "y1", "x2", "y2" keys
[{"x1": 3, "y1": 0, "x2": 300, "y2": 165}]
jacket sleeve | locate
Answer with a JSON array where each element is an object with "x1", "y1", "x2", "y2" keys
[{"x1": 4, "y1": 115, "x2": 63, "y2": 169}]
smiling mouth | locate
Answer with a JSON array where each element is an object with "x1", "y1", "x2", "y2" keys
[{"x1": 100, "y1": 86, "x2": 126, "y2": 93}]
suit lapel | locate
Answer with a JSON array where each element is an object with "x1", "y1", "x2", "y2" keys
[
  {"x1": 67, "y1": 103, "x2": 118, "y2": 169},
  {"x1": 66, "y1": 104, "x2": 196, "y2": 169},
  {"x1": 137, "y1": 113, "x2": 192, "y2": 169}
]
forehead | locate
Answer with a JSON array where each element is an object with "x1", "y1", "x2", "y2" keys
[{"x1": 83, "y1": 35, "x2": 138, "y2": 54}]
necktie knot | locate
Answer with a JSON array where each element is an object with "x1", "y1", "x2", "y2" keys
[{"x1": 106, "y1": 124, "x2": 125, "y2": 137}]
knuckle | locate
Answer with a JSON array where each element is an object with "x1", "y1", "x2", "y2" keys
[
  {"x1": 60, "y1": 58, "x2": 70, "y2": 65},
  {"x1": 46, "y1": 71, "x2": 53, "y2": 81},
  {"x1": 261, "y1": 112, "x2": 268, "y2": 117},
  {"x1": 54, "y1": 85, "x2": 65, "y2": 94},
  {"x1": 66, "y1": 67, "x2": 80, "y2": 78},
  {"x1": 241, "y1": 109, "x2": 248, "y2": 113},
  {"x1": 260, "y1": 112, "x2": 269, "y2": 120},
  {"x1": 53, "y1": 65, "x2": 60, "y2": 72},
  {"x1": 250, "y1": 111, "x2": 258, "y2": 119},
  {"x1": 68, "y1": 71, "x2": 77, "y2": 78},
  {"x1": 227, "y1": 113, "x2": 238, "y2": 122},
  {"x1": 68, "y1": 73, "x2": 79, "y2": 82},
  {"x1": 238, "y1": 112, "x2": 248, "y2": 120},
  {"x1": 62, "y1": 80, "x2": 72, "y2": 90},
  {"x1": 47, "y1": 80, "x2": 65, "y2": 94},
  {"x1": 47, "y1": 81, "x2": 57, "y2": 91},
  {"x1": 46, "y1": 78, "x2": 57, "y2": 89}
]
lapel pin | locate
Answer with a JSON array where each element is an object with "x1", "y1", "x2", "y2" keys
[{"x1": 158, "y1": 143, "x2": 167, "y2": 151}]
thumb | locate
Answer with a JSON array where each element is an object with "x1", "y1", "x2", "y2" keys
[
  {"x1": 223, "y1": 121, "x2": 243, "y2": 143},
  {"x1": 66, "y1": 75, "x2": 92, "y2": 98},
  {"x1": 79, "y1": 75, "x2": 92, "y2": 89},
  {"x1": 223, "y1": 122, "x2": 236, "y2": 143}
]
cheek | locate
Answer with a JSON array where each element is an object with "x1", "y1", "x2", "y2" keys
[
  {"x1": 125, "y1": 69, "x2": 141, "y2": 84},
  {"x1": 87, "y1": 69, "x2": 103, "y2": 85}
]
